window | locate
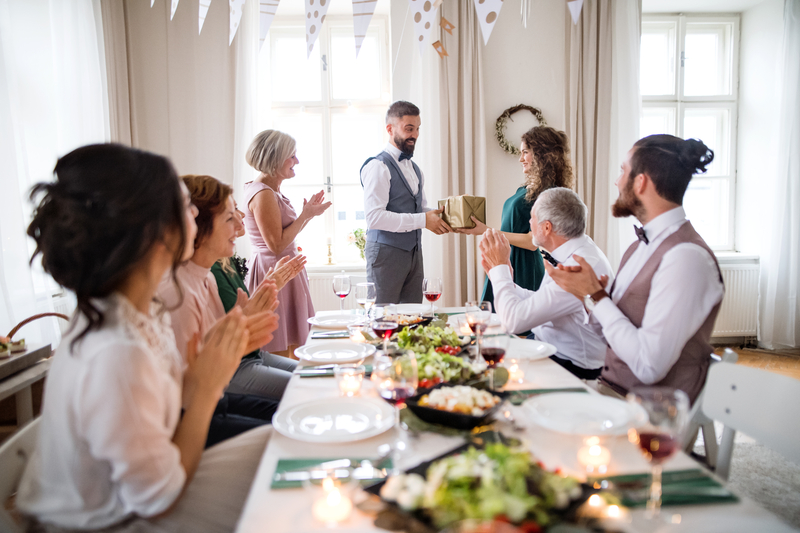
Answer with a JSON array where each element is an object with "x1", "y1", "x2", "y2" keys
[
  {"x1": 640, "y1": 15, "x2": 739, "y2": 250},
  {"x1": 257, "y1": 17, "x2": 391, "y2": 265}
]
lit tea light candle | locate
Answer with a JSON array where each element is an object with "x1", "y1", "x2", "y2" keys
[
  {"x1": 335, "y1": 364, "x2": 365, "y2": 397},
  {"x1": 348, "y1": 325, "x2": 367, "y2": 343},
  {"x1": 312, "y1": 478, "x2": 352, "y2": 524},
  {"x1": 577, "y1": 439, "x2": 611, "y2": 474},
  {"x1": 507, "y1": 358, "x2": 524, "y2": 383}
]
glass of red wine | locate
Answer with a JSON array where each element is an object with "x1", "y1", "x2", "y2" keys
[
  {"x1": 465, "y1": 300, "x2": 492, "y2": 363},
  {"x1": 373, "y1": 351, "x2": 418, "y2": 407},
  {"x1": 371, "y1": 304, "x2": 398, "y2": 354},
  {"x1": 332, "y1": 273, "x2": 351, "y2": 312},
  {"x1": 422, "y1": 278, "x2": 442, "y2": 317},
  {"x1": 627, "y1": 387, "x2": 690, "y2": 518}
]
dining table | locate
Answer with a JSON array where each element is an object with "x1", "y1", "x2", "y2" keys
[{"x1": 235, "y1": 308, "x2": 796, "y2": 533}]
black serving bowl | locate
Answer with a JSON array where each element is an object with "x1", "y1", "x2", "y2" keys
[{"x1": 405, "y1": 383, "x2": 507, "y2": 430}]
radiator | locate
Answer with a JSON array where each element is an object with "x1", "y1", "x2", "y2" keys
[
  {"x1": 307, "y1": 269, "x2": 368, "y2": 312},
  {"x1": 713, "y1": 258, "x2": 759, "y2": 338}
]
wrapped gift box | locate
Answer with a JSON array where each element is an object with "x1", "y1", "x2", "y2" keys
[{"x1": 438, "y1": 195, "x2": 486, "y2": 229}]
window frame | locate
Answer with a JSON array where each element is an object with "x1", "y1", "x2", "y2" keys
[
  {"x1": 261, "y1": 16, "x2": 392, "y2": 265},
  {"x1": 641, "y1": 14, "x2": 740, "y2": 252}
]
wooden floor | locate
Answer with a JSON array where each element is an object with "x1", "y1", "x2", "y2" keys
[{"x1": 715, "y1": 345, "x2": 800, "y2": 381}]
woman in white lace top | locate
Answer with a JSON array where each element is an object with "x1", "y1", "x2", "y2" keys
[{"x1": 16, "y1": 144, "x2": 273, "y2": 532}]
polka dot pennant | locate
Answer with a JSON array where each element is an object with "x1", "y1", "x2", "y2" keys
[
  {"x1": 567, "y1": 0, "x2": 584, "y2": 25},
  {"x1": 259, "y1": 0, "x2": 281, "y2": 51},
  {"x1": 305, "y1": 0, "x2": 331, "y2": 57},
  {"x1": 472, "y1": 0, "x2": 504, "y2": 46},
  {"x1": 198, "y1": 0, "x2": 211, "y2": 34},
  {"x1": 408, "y1": 0, "x2": 440, "y2": 57},
  {"x1": 229, "y1": 0, "x2": 246, "y2": 45},
  {"x1": 352, "y1": 0, "x2": 378, "y2": 58},
  {"x1": 170, "y1": 0, "x2": 179, "y2": 20}
]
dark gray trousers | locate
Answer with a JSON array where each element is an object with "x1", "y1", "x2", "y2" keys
[{"x1": 365, "y1": 241, "x2": 424, "y2": 304}]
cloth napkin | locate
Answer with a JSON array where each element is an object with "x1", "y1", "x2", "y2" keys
[
  {"x1": 589, "y1": 469, "x2": 739, "y2": 507},
  {"x1": 297, "y1": 364, "x2": 373, "y2": 378},
  {"x1": 271, "y1": 457, "x2": 393, "y2": 489},
  {"x1": 507, "y1": 387, "x2": 589, "y2": 406}
]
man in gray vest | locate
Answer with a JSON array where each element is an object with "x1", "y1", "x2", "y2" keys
[
  {"x1": 547, "y1": 135, "x2": 724, "y2": 404},
  {"x1": 360, "y1": 101, "x2": 451, "y2": 304}
]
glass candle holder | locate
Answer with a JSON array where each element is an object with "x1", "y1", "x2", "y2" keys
[
  {"x1": 309, "y1": 475, "x2": 353, "y2": 525},
  {"x1": 335, "y1": 364, "x2": 365, "y2": 397},
  {"x1": 577, "y1": 436, "x2": 611, "y2": 475},
  {"x1": 507, "y1": 358, "x2": 525, "y2": 383},
  {"x1": 347, "y1": 324, "x2": 368, "y2": 343}
]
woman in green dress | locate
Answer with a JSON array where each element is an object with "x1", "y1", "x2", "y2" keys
[{"x1": 459, "y1": 126, "x2": 574, "y2": 310}]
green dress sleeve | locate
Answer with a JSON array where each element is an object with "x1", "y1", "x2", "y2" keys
[{"x1": 211, "y1": 262, "x2": 249, "y2": 314}]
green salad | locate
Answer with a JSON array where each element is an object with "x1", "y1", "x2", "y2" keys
[{"x1": 396, "y1": 325, "x2": 476, "y2": 384}]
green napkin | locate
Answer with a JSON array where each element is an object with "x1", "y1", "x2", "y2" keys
[
  {"x1": 297, "y1": 364, "x2": 373, "y2": 378},
  {"x1": 271, "y1": 457, "x2": 392, "y2": 489},
  {"x1": 507, "y1": 387, "x2": 589, "y2": 406},
  {"x1": 589, "y1": 469, "x2": 739, "y2": 507}
]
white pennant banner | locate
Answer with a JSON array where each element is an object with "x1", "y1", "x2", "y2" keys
[
  {"x1": 567, "y1": 0, "x2": 584, "y2": 25},
  {"x1": 305, "y1": 0, "x2": 331, "y2": 57},
  {"x1": 199, "y1": 0, "x2": 211, "y2": 34},
  {"x1": 151, "y1": 0, "x2": 155, "y2": 7},
  {"x1": 170, "y1": 0, "x2": 179, "y2": 20},
  {"x1": 472, "y1": 0, "x2": 503, "y2": 46},
  {"x1": 408, "y1": 0, "x2": 439, "y2": 57},
  {"x1": 229, "y1": 0, "x2": 246, "y2": 45},
  {"x1": 259, "y1": 0, "x2": 281, "y2": 51},
  {"x1": 352, "y1": 0, "x2": 377, "y2": 57}
]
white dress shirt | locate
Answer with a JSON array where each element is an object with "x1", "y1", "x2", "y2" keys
[
  {"x1": 361, "y1": 143, "x2": 431, "y2": 233},
  {"x1": 593, "y1": 206, "x2": 724, "y2": 384},
  {"x1": 489, "y1": 234, "x2": 614, "y2": 370},
  {"x1": 17, "y1": 295, "x2": 187, "y2": 529}
]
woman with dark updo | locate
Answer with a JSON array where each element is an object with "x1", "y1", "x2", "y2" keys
[{"x1": 17, "y1": 144, "x2": 274, "y2": 532}]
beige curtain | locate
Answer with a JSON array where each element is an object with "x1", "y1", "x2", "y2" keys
[
  {"x1": 427, "y1": 0, "x2": 488, "y2": 306},
  {"x1": 566, "y1": 0, "x2": 640, "y2": 268},
  {"x1": 99, "y1": 0, "x2": 256, "y2": 184}
]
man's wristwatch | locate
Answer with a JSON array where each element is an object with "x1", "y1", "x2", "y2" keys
[{"x1": 583, "y1": 289, "x2": 609, "y2": 313}]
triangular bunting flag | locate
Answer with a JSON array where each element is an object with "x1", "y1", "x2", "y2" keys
[
  {"x1": 440, "y1": 16, "x2": 454, "y2": 35},
  {"x1": 199, "y1": 0, "x2": 211, "y2": 34},
  {"x1": 352, "y1": 0, "x2": 378, "y2": 58},
  {"x1": 229, "y1": 0, "x2": 246, "y2": 45},
  {"x1": 170, "y1": 0, "x2": 179, "y2": 20},
  {"x1": 151, "y1": 0, "x2": 155, "y2": 7},
  {"x1": 407, "y1": 0, "x2": 439, "y2": 57},
  {"x1": 259, "y1": 0, "x2": 281, "y2": 50},
  {"x1": 472, "y1": 0, "x2": 504, "y2": 46},
  {"x1": 305, "y1": 0, "x2": 332, "y2": 57},
  {"x1": 567, "y1": 0, "x2": 584, "y2": 25}
]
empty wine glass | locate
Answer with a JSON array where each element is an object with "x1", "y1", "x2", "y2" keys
[
  {"x1": 332, "y1": 273, "x2": 351, "y2": 312},
  {"x1": 354, "y1": 282, "x2": 376, "y2": 321},
  {"x1": 371, "y1": 304, "x2": 398, "y2": 354},
  {"x1": 465, "y1": 300, "x2": 492, "y2": 363},
  {"x1": 422, "y1": 278, "x2": 442, "y2": 317},
  {"x1": 627, "y1": 387, "x2": 690, "y2": 519}
]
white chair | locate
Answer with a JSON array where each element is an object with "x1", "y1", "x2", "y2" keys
[
  {"x1": 703, "y1": 362, "x2": 800, "y2": 480},
  {"x1": 681, "y1": 348, "x2": 738, "y2": 469},
  {"x1": 0, "y1": 418, "x2": 40, "y2": 533}
]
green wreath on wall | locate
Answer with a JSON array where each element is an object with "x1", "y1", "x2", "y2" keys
[{"x1": 495, "y1": 104, "x2": 547, "y2": 156}]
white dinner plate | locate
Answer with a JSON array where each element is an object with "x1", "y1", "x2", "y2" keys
[
  {"x1": 307, "y1": 314, "x2": 362, "y2": 329},
  {"x1": 394, "y1": 303, "x2": 437, "y2": 315},
  {"x1": 522, "y1": 393, "x2": 648, "y2": 436},
  {"x1": 272, "y1": 397, "x2": 395, "y2": 443},
  {"x1": 506, "y1": 337, "x2": 557, "y2": 361},
  {"x1": 294, "y1": 341, "x2": 376, "y2": 365}
]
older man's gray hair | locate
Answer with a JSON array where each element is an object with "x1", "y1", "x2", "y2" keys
[{"x1": 532, "y1": 187, "x2": 587, "y2": 239}]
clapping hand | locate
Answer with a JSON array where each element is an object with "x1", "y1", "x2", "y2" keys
[
  {"x1": 544, "y1": 254, "x2": 609, "y2": 300},
  {"x1": 479, "y1": 229, "x2": 512, "y2": 274},
  {"x1": 301, "y1": 190, "x2": 332, "y2": 220},
  {"x1": 185, "y1": 308, "x2": 249, "y2": 399},
  {"x1": 266, "y1": 254, "x2": 307, "y2": 291},
  {"x1": 236, "y1": 278, "x2": 279, "y2": 315}
]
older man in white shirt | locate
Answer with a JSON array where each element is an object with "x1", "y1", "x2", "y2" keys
[
  {"x1": 547, "y1": 135, "x2": 724, "y2": 403},
  {"x1": 480, "y1": 187, "x2": 614, "y2": 379}
]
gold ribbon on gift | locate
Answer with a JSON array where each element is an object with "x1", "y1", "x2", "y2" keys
[{"x1": 438, "y1": 195, "x2": 486, "y2": 229}]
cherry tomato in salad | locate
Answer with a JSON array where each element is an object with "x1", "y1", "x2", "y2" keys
[{"x1": 519, "y1": 521, "x2": 542, "y2": 533}]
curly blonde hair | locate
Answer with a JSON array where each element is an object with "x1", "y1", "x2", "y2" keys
[{"x1": 521, "y1": 126, "x2": 574, "y2": 202}]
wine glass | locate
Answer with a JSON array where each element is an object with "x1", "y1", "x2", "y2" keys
[
  {"x1": 465, "y1": 300, "x2": 492, "y2": 363},
  {"x1": 354, "y1": 282, "x2": 376, "y2": 321},
  {"x1": 422, "y1": 278, "x2": 442, "y2": 317},
  {"x1": 373, "y1": 351, "x2": 418, "y2": 407},
  {"x1": 627, "y1": 387, "x2": 690, "y2": 519},
  {"x1": 332, "y1": 274, "x2": 351, "y2": 312},
  {"x1": 371, "y1": 304, "x2": 398, "y2": 354}
]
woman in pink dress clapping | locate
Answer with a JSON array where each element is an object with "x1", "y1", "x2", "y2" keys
[{"x1": 244, "y1": 130, "x2": 331, "y2": 356}]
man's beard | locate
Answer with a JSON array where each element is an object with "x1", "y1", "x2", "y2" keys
[
  {"x1": 394, "y1": 134, "x2": 415, "y2": 157},
  {"x1": 611, "y1": 177, "x2": 644, "y2": 219}
]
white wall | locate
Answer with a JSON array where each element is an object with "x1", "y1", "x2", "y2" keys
[{"x1": 736, "y1": 0, "x2": 784, "y2": 254}]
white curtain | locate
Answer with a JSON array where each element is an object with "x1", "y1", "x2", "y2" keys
[
  {"x1": 0, "y1": 0, "x2": 108, "y2": 344},
  {"x1": 566, "y1": 0, "x2": 640, "y2": 268},
  {"x1": 760, "y1": 0, "x2": 800, "y2": 349}
]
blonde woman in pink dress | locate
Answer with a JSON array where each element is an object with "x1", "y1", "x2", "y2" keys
[{"x1": 244, "y1": 130, "x2": 331, "y2": 356}]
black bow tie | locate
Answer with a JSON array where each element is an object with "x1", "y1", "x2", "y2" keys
[
  {"x1": 634, "y1": 225, "x2": 649, "y2": 245},
  {"x1": 398, "y1": 152, "x2": 413, "y2": 162},
  {"x1": 540, "y1": 249, "x2": 559, "y2": 267}
]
